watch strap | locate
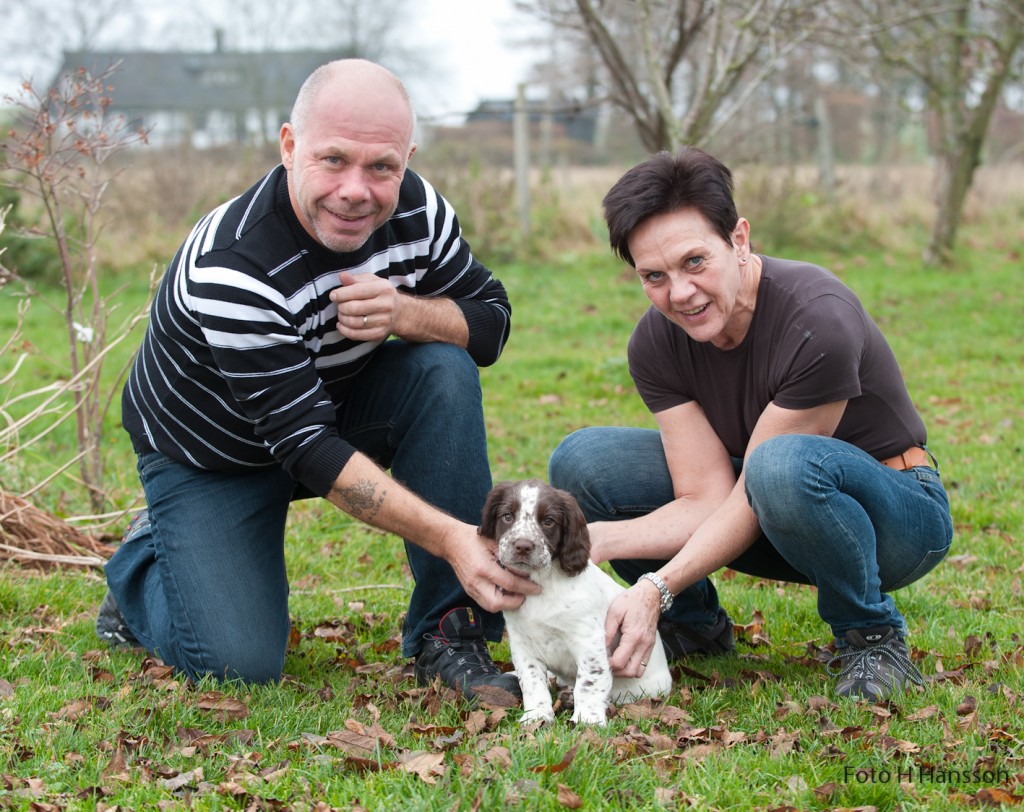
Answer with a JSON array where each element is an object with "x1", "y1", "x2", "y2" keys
[{"x1": 639, "y1": 572, "x2": 674, "y2": 614}]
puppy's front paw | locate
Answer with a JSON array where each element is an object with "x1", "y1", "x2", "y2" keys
[
  {"x1": 570, "y1": 707, "x2": 608, "y2": 726},
  {"x1": 520, "y1": 707, "x2": 555, "y2": 725}
]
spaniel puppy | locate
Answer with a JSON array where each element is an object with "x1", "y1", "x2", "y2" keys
[{"x1": 480, "y1": 479, "x2": 672, "y2": 725}]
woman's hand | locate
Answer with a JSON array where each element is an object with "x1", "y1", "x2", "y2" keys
[{"x1": 604, "y1": 578, "x2": 662, "y2": 678}]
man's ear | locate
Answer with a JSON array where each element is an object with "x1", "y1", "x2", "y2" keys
[{"x1": 280, "y1": 123, "x2": 296, "y2": 170}]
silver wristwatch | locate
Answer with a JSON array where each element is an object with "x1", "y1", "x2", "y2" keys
[{"x1": 639, "y1": 572, "x2": 674, "y2": 614}]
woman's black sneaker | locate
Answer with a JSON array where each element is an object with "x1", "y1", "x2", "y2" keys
[{"x1": 657, "y1": 608, "x2": 735, "y2": 660}]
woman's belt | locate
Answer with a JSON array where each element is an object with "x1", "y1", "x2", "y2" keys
[{"x1": 879, "y1": 446, "x2": 933, "y2": 471}]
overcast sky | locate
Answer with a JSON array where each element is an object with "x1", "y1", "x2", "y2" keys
[{"x1": 411, "y1": 0, "x2": 547, "y2": 123}]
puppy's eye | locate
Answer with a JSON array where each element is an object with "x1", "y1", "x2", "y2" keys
[
  {"x1": 500, "y1": 512, "x2": 514, "y2": 524},
  {"x1": 541, "y1": 517, "x2": 557, "y2": 529}
]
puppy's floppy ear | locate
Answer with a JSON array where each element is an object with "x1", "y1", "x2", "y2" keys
[
  {"x1": 479, "y1": 481, "x2": 512, "y2": 538},
  {"x1": 555, "y1": 487, "x2": 591, "y2": 576}
]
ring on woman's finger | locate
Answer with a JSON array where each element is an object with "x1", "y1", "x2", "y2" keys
[
  {"x1": 362, "y1": 315, "x2": 368, "y2": 327},
  {"x1": 640, "y1": 660, "x2": 648, "y2": 666}
]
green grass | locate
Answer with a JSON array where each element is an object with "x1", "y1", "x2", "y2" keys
[{"x1": 1, "y1": 237, "x2": 1022, "y2": 810}]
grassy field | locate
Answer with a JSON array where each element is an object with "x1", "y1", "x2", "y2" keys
[{"x1": 1, "y1": 175, "x2": 1023, "y2": 809}]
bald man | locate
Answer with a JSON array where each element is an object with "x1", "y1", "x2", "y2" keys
[{"x1": 98, "y1": 60, "x2": 536, "y2": 700}]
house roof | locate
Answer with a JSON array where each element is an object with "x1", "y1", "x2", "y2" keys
[{"x1": 52, "y1": 49, "x2": 351, "y2": 112}]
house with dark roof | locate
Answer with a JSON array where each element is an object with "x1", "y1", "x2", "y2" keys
[
  {"x1": 52, "y1": 44, "x2": 350, "y2": 147},
  {"x1": 466, "y1": 97, "x2": 600, "y2": 145}
]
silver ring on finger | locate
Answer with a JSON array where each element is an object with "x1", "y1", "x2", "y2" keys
[{"x1": 362, "y1": 314, "x2": 368, "y2": 327}]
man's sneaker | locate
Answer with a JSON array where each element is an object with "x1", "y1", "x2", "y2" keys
[
  {"x1": 658, "y1": 608, "x2": 735, "y2": 660},
  {"x1": 95, "y1": 591, "x2": 141, "y2": 649},
  {"x1": 827, "y1": 625, "x2": 924, "y2": 701},
  {"x1": 95, "y1": 510, "x2": 150, "y2": 649},
  {"x1": 414, "y1": 607, "x2": 522, "y2": 702}
]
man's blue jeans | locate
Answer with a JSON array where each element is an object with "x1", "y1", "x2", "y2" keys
[
  {"x1": 548, "y1": 428, "x2": 953, "y2": 642},
  {"x1": 104, "y1": 341, "x2": 499, "y2": 683}
]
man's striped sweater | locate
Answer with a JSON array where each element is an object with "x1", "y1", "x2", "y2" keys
[{"x1": 122, "y1": 165, "x2": 511, "y2": 497}]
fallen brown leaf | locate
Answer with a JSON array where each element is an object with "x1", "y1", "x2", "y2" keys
[
  {"x1": 681, "y1": 742, "x2": 722, "y2": 764},
  {"x1": 101, "y1": 747, "x2": 131, "y2": 783},
  {"x1": 325, "y1": 727, "x2": 379, "y2": 757},
  {"x1": 975, "y1": 787, "x2": 1023, "y2": 805},
  {"x1": 341, "y1": 755, "x2": 391, "y2": 773},
  {"x1": 619, "y1": 700, "x2": 674, "y2": 722},
  {"x1": 768, "y1": 729, "x2": 801, "y2": 758},
  {"x1": 481, "y1": 746, "x2": 512, "y2": 768},
  {"x1": 813, "y1": 781, "x2": 838, "y2": 800},
  {"x1": 877, "y1": 735, "x2": 920, "y2": 754},
  {"x1": 158, "y1": 767, "x2": 202, "y2": 791},
  {"x1": 463, "y1": 709, "x2": 489, "y2": 735},
  {"x1": 471, "y1": 683, "x2": 521, "y2": 708},
  {"x1": 905, "y1": 705, "x2": 940, "y2": 722},
  {"x1": 710, "y1": 726, "x2": 747, "y2": 747},
  {"x1": 348, "y1": 718, "x2": 396, "y2": 748},
  {"x1": 407, "y1": 723, "x2": 459, "y2": 736},
  {"x1": 946, "y1": 553, "x2": 978, "y2": 569},
  {"x1": 398, "y1": 750, "x2": 445, "y2": 784},
  {"x1": 215, "y1": 778, "x2": 251, "y2": 797},
  {"x1": 140, "y1": 658, "x2": 175, "y2": 681},
  {"x1": 556, "y1": 783, "x2": 583, "y2": 809},
  {"x1": 956, "y1": 695, "x2": 978, "y2": 715},
  {"x1": 52, "y1": 698, "x2": 96, "y2": 721},
  {"x1": 531, "y1": 743, "x2": 579, "y2": 774},
  {"x1": 194, "y1": 691, "x2": 249, "y2": 720}
]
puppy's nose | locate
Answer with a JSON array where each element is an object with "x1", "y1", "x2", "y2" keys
[{"x1": 513, "y1": 538, "x2": 533, "y2": 555}]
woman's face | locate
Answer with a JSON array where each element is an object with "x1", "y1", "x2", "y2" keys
[{"x1": 628, "y1": 207, "x2": 754, "y2": 350}]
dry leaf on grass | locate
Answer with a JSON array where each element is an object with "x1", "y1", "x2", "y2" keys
[
  {"x1": 325, "y1": 728, "x2": 381, "y2": 758},
  {"x1": 531, "y1": 743, "x2": 579, "y2": 774},
  {"x1": 398, "y1": 750, "x2": 445, "y2": 784},
  {"x1": 556, "y1": 783, "x2": 583, "y2": 808},
  {"x1": 194, "y1": 691, "x2": 249, "y2": 720},
  {"x1": 470, "y1": 683, "x2": 521, "y2": 708}
]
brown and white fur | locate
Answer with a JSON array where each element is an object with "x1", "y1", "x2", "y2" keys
[{"x1": 480, "y1": 479, "x2": 672, "y2": 725}]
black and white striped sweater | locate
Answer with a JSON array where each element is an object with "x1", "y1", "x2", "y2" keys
[{"x1": 122, "y1": 165, "x2": 511, "y2": 497}]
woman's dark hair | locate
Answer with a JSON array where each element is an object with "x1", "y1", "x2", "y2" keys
[{"x1": 602, "y1": 147, "x2": 739, "y2": 267}]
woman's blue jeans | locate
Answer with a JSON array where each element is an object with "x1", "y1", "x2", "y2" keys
[
  {"x1": 548, "y1": 428, "x2": 953, "y2": 642},
  {"x1": 104, "y1": 341, "x2": 499, "y2": 683}
]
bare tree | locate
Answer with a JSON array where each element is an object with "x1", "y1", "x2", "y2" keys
[
  {"x1": 0, "y1": 0, "x2": 144, "y2": 87},
  {"x1": 1, "y1": 66, "x2": 150, "y2": 511},
  {"x1": 517, "y1": 0, "x2": 822, "y2": 152},
  {"x1": 171, "y1": 0, "x2": 421, "y2": 69},
  {"x1": 837, "y1": 0, "x2": 1024, "y2": 264}
]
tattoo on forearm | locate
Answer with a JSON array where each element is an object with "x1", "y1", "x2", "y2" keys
[{"x1": 337, "y1": 479, "x2": 385, "y2": 522}]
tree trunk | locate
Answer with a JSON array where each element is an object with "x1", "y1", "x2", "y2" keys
[{"x1": 925, "y1": 149, "x2": 974, "y2": 265}]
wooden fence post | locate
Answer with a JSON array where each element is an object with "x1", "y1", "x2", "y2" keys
[{"x1": 514, "y1": 82, "x2": 530, "y2": 236}]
